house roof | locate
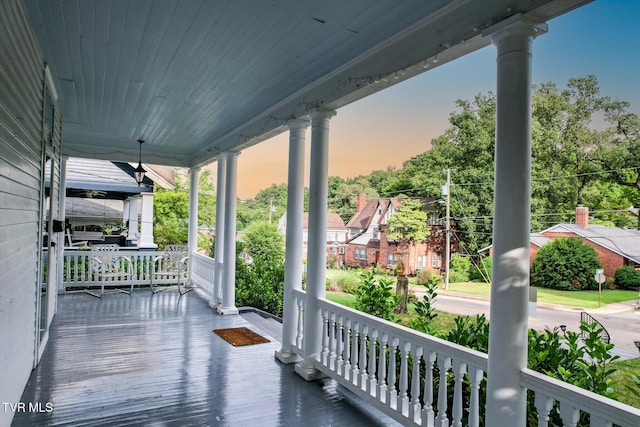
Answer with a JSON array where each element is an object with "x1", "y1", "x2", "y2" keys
[
  {"x1": 346, "y1": 197, "x2": 437, "y2": 230},
  {"x1": 542, "y1": 223, "x2": 640, "y2": 264},
  {"x1": 50, "y1": 157, "x2": 175, "y2": 200},
  {"x1": 346, "y1": 198, "x2": 381, "y2": 229},
  {"x1": 303, "y1": 212, "x2": 346, "y2": 230},
  {"x1": 530, "y1": 233, "x2": 552, "y2": 248},
  {"x1": 65, "y1": 198, "x2": 123, "y2": 220}
]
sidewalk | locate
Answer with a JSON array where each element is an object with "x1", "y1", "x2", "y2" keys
[{"x1": 433, "y1": 289, "x2": 639, "y2": 314}]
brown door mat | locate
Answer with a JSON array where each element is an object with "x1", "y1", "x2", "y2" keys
[{"x1": 213, "y1": 327, "x2": 270, "y2": 346}]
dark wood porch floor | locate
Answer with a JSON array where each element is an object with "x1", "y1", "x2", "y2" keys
[{"x1": 15, "y1": 291, "x2": 398, "y2": 426}]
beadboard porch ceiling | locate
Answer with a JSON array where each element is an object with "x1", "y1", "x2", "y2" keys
[{"x1": 24, "y1": 0, "x2": 589, "y2": 168}]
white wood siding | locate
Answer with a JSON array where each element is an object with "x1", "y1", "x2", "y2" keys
[{"x1": 0, "y1": 2, "x2": 51, "y2": 425}]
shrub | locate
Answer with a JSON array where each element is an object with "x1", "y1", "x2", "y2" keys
[
  {"x1": 352, "y1": 270, "x2": 398, "y2": 321},
  {"x1": 530, "y1": 237, "x2": 602, "y2": 291},
  {"x1": 449, "y1": 253, "x2": 470, "y2": 283},
  {"x1": 416, "y1": 269, "x2": 441, "y2": 286},
  {"x1": 235, "y1": 256, "x2": 285, "y2": 317},
  {"x1": 326, "y1": 270, "x2": 360, "y2": 293},
  {"x1": 614, "y1": 266, "x2": 640, "y2": 290},
  {"x1": 409, "y1": 275, "x2": 439, "y2": 333},
  {"x1": 234, "y1": 221, "x2": 286, "y2": 317}
]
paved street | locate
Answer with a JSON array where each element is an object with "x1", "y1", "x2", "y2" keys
[{"x1": 421, "y1": 291, "x2": 640, "y2": 360}]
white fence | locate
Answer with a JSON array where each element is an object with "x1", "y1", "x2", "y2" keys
[{"x1": 291, "y1": 290, "x2": 640, "y2": 427}]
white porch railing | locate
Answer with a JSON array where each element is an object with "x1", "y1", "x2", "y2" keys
[
  {"x1": 291, "y1": 290, "x2": 640, "y2": 427},
  {"x1": 61, "y1": 249, "x2": 219, "y2": 294},
  {"x1": 190, "y1": 252, "x2": 217, "y2": 298},
  {"x1": 522, "y1": 369, "x2": 640, "y2": 427}
]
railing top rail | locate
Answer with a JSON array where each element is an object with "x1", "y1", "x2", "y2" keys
[
  {"x1": 318, "y1": 297, "x2": 488, "y2": 370},
  {"x1": 191, "y1": 252, "x2": 215, "y2": 263},
  {"x1": 522, "y1": 368, "x2": 640, "y2": 425}
]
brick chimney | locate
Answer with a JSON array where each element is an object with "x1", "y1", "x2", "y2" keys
[
  {"x1": 357, "y1": 193, "x2": 367, "y2": 212},
  {"x1": 575, "y1": 205, "x2": 589, "y2": 228}
]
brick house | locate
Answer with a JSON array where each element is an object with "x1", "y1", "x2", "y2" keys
[
  {"x1": 484, "y1": 205, "x2": 640, "y2": 278},
  {"x1": 344, "y1": 194, "x2": 453, "y2": 275}
]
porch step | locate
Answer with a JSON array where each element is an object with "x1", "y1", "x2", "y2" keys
[{"x1": 240, "y1": 309, "x2": 283, "y2": 342}]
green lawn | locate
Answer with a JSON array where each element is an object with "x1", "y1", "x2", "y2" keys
[
  {"x1": 427, "y1": 281, "x2": 639, "y2": 309},
  {"x1": 611, "y1": 358, "x2": 640, "y2": 408}
]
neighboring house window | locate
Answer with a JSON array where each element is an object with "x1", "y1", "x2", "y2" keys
[
  {"x1": 388, "y1": 253, "x2": 396, "y2": 266},
  {"x1": 373, "y1": 226, "x2": 379, "y2": 239},
  {"x1": 417, "y1": 255, "x2": 427, "y2": 269},
  {"x1": 438, "y1": 255, "x2": 442, "y2": 268},
  {"x1": 338, "y1": 246, "x2": 345, "y2": 254},
  {"x1": 355, "y1": 248, "x2": 367, "y2": 260},
  {"x1": 431, "y1": 255, "x2": 437, "y2": 267}
]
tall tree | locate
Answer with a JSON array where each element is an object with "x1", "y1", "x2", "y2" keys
[{"x1": 387, "y1": 199, "x2": 429, "y2": 313}]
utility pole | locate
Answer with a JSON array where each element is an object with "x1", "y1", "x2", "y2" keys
[{"x1": 444, "y1": 168, "x2": 451, "y2": 290}]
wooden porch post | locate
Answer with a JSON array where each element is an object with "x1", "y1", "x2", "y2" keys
[
  {"x1": 485, "y1": 16, "x2": 546, "y2": 426},
  {"x1": 218, "y1": 152, "x2": 239, "y2": 315},
  {"x1": 295, "y1": 110, "x2": 335, "y2": 381},
  {"x1": 276, "y1": 118, "x2": 309, "y2": 364}
]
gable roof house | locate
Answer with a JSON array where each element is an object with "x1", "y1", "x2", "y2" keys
[
  {"x1": 5, "y1": 1, "x2": 640, "y2": 426},
  {"x1": 534, "y1": 205, "x2": 640, "y2": 278},
  {"x1": 345, "y1": 194, "x2": 451, "y2": 275},
  {"x1": 483, "y1": 205, "x2": 640, "y2": 279}
]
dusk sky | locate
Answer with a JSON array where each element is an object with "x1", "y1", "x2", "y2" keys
[{"x1": 206, "y1": 1, "x2": 640, "y2": 199}]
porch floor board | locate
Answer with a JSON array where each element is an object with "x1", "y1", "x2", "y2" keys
[{"x1": 15, "y1": 291, "x2": 394, "y2": 426}]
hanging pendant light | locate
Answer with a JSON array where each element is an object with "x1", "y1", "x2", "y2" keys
[{"x1": 134, "y1": 139, "x2": 147, "y2": 186}]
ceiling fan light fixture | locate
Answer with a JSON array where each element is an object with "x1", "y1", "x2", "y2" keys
[{"x1": 135, "y1": 139, "x2": 146, "y2": 186}]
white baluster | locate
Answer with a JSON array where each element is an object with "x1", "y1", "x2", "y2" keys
[
  {"x1": 351, "y1": 321, "x2": 360, "y2": 384},
  {"x1": 410, "y1": 345, "x2": 424, "y2": 423},
  {"x1": 422, "y1": 351, "x2": 437, "y2": 427},
  {"x1": 387, "y1": 337, "x2": 399, "y2": 410},
  {"x1": 359, "y1": 325, "x2": 369, "y2": 389},
  {"x1": 328, "y1": 312, "x2": 336, "y2": 371},
  {"x1": 534, "y1": 391, "x2": 554, "y2": 427},
  {"x1": 468, "y1": 367, "x2": 484, "y2": 427},
  {"x1": 560, "y1": 402, "x2": 579, "y2": 427},
  {"x1": 296, "y1": 298, "x2": 304, "y2": 349},
  {"x1": 378, "y1": 333, "x2": 388, "y2": 404},
  {"x1": 368, "y1": 329, "x2": 378, "y2": 396},
  {"x1": 399, "y1": 341, "x2": 410, "y2": 416},
  {"x1": 435, "y1": 356, "x2": 452, "y2": 427},
  {"x1": 343, "y1": 318, "x2": 352, "y2": 381},
  {"x1": 336, "y1": 315, "x2": 344, "y2": 375},
  {"x1": 321, "y1": 309, "x2": 329, "y2": 366},
  {"x1": 451, "y1": 360, "x2": 467, "y2": 427}
]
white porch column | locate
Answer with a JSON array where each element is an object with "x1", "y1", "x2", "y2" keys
[
  {"x1": 57, "y1": 156, "x2": 67, "y2": 296},
  {"x1": 123, "y1": 199, "x2": 130, "y2": 227},
  {"x1": 138, "y1": 192, "x2": 157, "y2": 249},
  {"x1": 188, "y1": 166, "x2": 200, "y2": 278},
  {"x1": 276, "y1": 118, "x2": 309, "y2": 364},
  {"x1": 486, "y1": 17, "x2": 546, "y2": 426},
  {"x1": 127, "y1": 196, "x2": 139, "y2": 245},
  {"x1": 295, "y1": 109, "x2": 335, "y2": 381},
  {"x1": 212, "y1": 155, "x2": 227, "y2": 308},
  {"x1": 218, "y1": 152, "x2": 239, "y2": 315}
]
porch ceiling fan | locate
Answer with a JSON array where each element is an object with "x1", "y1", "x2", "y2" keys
[{"x1": 83, "y1": 189, "x2": 107, "y2": 198}]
